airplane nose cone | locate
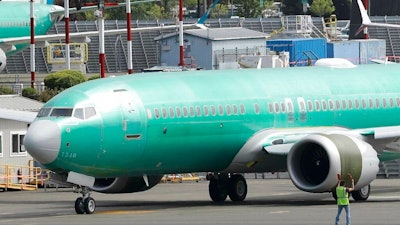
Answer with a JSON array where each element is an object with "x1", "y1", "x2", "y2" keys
[{"x1": 24, "y1": 120, "x2": 61, "y2": 164}]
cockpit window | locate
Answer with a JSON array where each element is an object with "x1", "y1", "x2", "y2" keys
[
  {"x1": 73, "y1": 108, "x2": 84, "y2": 119},
  {"x1": 50, "y1": 108, "x2": 73, "y2": 117},
  {"x1": 85, "y1": 107, "x2": 96, "y2": 119},
  {"x1": 37, "y1": 107, "x2": 52, "y2": 117},
  {"x1": 73, "y1": 107, "x2": 97, "y2": 120}
]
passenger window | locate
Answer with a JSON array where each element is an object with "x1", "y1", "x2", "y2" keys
[
  {"x1": 155, "y1": 108, "x2": 160, "y2": 119},
  {"x1": 315, "y1": 100, "x2": 320, "y2": 111},
  {"x1": 169, "y1": 107, "x2": 175, "y2": 118},
  {"x1": 390, "y1": 98, "x2": 394, "y2": 108},
  {"x1": 342, "y1": 100, "x2": 346, "y2": 109},
  {"x1": 73, "y1": 108, "x2": 84, "y2": 119},
  {"x1": 274, "y1": 102, "x2": 280, "y2": 113},
  {"x1": 204, "y1": 106, "x2": 209, "y2": 116},
  {"x1": 183, "y1": 107, "x2": 188, "y2": 118},
  {"x1": 162, "y1": 108, "x2": 167, "y2": 118},
  {"x1": 196, "y1": 106, "x2": 202, "y2": 116},
  {"x1": 210, "y1": 105, "x2": 216, "y2": 116},
  {"x1": 240, "y1": 104, "x2": 246, "y2": 114},
  {"x1": 218, "y1": 105, "x2": 224, "y2": 116},
  {"x1": 226, "y1": 105, "x2": 232, "y2": 115},
  {"x1": 355, "y1": 99, "x2": 360, "y2": 109},
  {"x1": 254, "y1": 103, "x2": 260, "y2": 114},
  {"x1": 348, "y1": 100, "x2": 353, "y2": 109},
  {"x1": 307, "y1": 100, "x2": 313, "y2": 112},
  {"x1": 281, "y1": 102, "x2": 286, "y2": 112},
  {"x1": 321, "y1": 100, "x2": 327, "y2": 111},
  {"x1": 328, "y1": 100, "x2": 334, "y2": 111},
  {"x1": 233, "y1": 105, "x2": 238, "y2": 115},
  {"x1": 176, "y1": 107, "x2": 181, "y2": 118},
  {"x1": 189, "y1": 107, "x2": 195, "y2": 117}
]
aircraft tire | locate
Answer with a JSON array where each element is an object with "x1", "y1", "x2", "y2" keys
[
  {"x1": 352, "y1": 184, "x2": 370, "y2": 201},
  {"x1": 74, "y1": 197, "x2": 85, "y2": 214},
  {"x1": 228, "y1": 174, "x2": 247, "y2": 202},
  {"x1": 209, "y1": 179, "x2": 227, "y2": 202},
  {"x1": 84, "y1": 197, "x2": 96, "y2": 214}
]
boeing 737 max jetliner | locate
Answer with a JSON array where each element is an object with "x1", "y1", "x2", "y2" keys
[{"x1": 24, "y1": 61, "x2": 400, "y2": 214}]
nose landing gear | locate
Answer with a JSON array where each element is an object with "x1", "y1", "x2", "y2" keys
[{"x1": 74, "y1": 186, "x2": 96, "y2": 214}]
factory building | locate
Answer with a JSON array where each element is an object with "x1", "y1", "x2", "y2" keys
[{"x1": 156, "y1": 27, "x2": 269, "y2": 70}]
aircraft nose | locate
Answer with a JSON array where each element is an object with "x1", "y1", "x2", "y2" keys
[{"x1": 24, "y1": 120, "x2": 61, "y2": 164}]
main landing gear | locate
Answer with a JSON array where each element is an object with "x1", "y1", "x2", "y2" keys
[
  {"x1": 207, "y1": 173, "x2": 247, "y2": 202},
  {"x1": 73, "y1": 186, "x2": 96, "y2": 214},
  {"x1": 331, "y1": 184, "x2": 371, "y2": 201}
]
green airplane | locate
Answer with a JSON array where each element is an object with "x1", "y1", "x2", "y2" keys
[{"x1": 24, "y1": 60, "x2": 400, "y2": 214}]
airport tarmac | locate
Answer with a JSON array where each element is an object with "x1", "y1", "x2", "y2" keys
[{"x1": 1, "y1": 178, "x2": 400, "y2": 225}]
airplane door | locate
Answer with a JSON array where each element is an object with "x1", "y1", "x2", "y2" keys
[
  {"x1": 114, "y1": 89, "x2": 143, "y2": 139},
  {"x1": 122, "y1": 99, "x2": 142, "y2": 139}
]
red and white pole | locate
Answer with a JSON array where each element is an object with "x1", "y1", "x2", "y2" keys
[
  {"x1": 126, "y1": 0, "x2": 133, "y2": 74},
  {"x1": 178, "y1": 0, "x2": 184, "y2": 67},
  {"x1": 64, "y1": 0, "x2": 71, "y2": 69},
  {"x1": 363, "y1": 0, "x2": 369, "y2": 39},
  {"x1": 97, "y1": 9, "x2": 106, "y2": 78},
  {"x1": 30, "y1": 0, "x2": 35, "y2": 88}
]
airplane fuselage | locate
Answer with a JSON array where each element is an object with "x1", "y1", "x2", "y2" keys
[
  {"x1": 25, "y1": 64, "x2": 400, "y2": 178},
  {"x1": 0, "y1": 2, "x2": 60, "y2": 55}
]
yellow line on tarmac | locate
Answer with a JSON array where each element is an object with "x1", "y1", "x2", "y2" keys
[{"x1": 97, "y1": 210, "x2": 154, "y2": 215}]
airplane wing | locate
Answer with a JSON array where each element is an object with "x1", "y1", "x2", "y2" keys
[
  {"x1": 0, "y1": 108, "x2": 37, "y2": 123},
  {"x1": 263, "y1": 126, "x2": 400, "y2": 153}
]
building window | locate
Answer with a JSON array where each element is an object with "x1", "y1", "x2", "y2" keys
[{"x1": 11, "y1": 132, "x2": 27, "y2": 156}]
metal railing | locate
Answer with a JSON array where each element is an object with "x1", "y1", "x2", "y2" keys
[{"x1": 0, "y1": 163, "x2": 50, "y2": 191}]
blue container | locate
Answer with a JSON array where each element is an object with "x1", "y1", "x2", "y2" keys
[
  {"x1": 327, "y1": 41, "x2": 360, "y2": 64},
  {"x1": 266, "y1": 38, "x2": 327, "y2": 66}
]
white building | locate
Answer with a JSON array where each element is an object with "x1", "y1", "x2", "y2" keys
[{"x1": 0, "y1": 95, "x2": 43, "y2": 167}]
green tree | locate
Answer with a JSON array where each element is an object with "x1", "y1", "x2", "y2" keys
[
  {"x1": 44, "y1": 70, "x2": 87, "y2": 90},
  {"x1": 235, "y1": 0, "x2": 271, "y2": 18},
  {"x1": 309, "y1": 0, "x2": 335, "y2": 17}
]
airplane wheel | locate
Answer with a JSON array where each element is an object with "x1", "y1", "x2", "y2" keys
[
  {"x1": 74, "y1": 197, "x2": 85, "y2": 214},
  {"x1": 209, "y1": 179, "x2": 227, "y2": 202},
  {"x1": 228, "y1": 174, "x2": 247, "y2": 201},
  {"x1": 84, "y1": 197, "x2": 96, "y2": 214},
  {"x1": 352, "y1": 184, "x2": 370, "y2": 201}
]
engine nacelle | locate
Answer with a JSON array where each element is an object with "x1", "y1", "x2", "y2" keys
[
  {"x1": 0, "y1": 48, "x2": 6, "y2": 72},
  {"x1": 287, "y1": 134, "x2": 379, "y2": 193},
  {"x1": 92, "y1": 175, "x2": 163, "y2": 193}
]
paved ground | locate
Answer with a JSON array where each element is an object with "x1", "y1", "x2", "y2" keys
[{"x1": 1, "y1": 178, "x2": 400, "y2": 225}]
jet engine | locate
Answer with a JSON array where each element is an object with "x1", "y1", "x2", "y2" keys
[
  {"x1": 0, "y1": 49, "x2": 6, "y2": 72},
  {"x1": 287, "y1": 133, "x2": 379, "y2": 193},
  {"x1": 92, "y1": 175, "x2": 163, "y2": 193}
]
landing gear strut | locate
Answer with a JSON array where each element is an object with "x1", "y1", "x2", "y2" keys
[
  {"x1": 207, "y1": 173, "x2": 247, "y2": 202},
  {"x1": 74, "y1": 186, "x2": 96, "y2": 214}
]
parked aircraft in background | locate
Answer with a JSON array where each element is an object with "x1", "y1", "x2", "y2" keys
[
  {"x1": 24, "y1": 59, "x2": 400, "y2": 214},
  {"x1": 0, "y1": 0, "x2": 197, "y2": 72}
]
